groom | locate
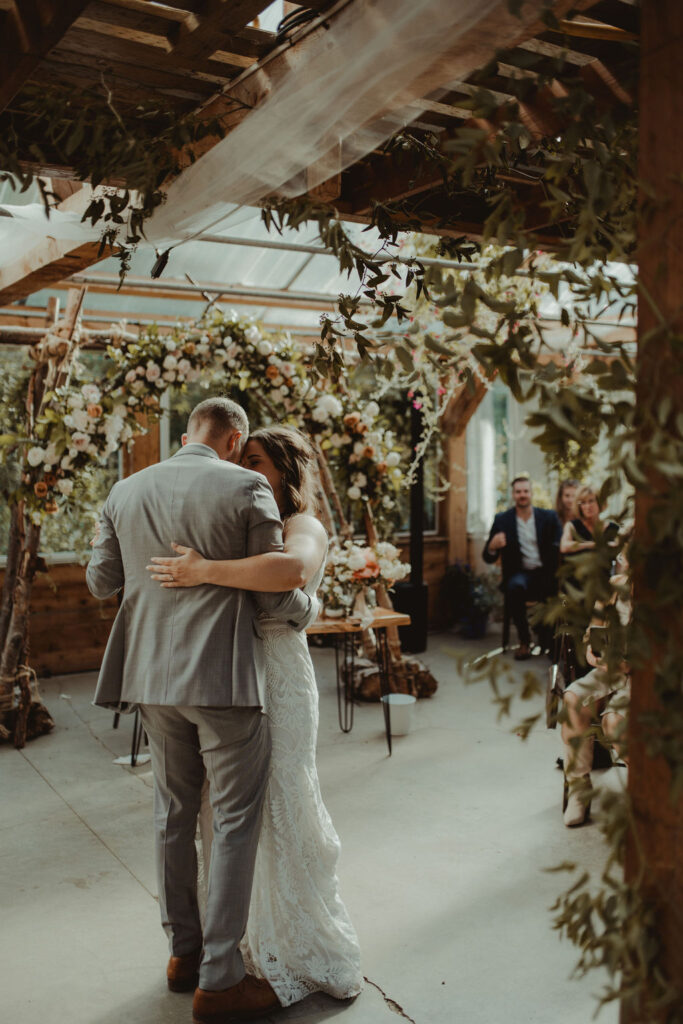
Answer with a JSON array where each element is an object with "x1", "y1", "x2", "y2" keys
[{"x1": 87, "y1": 397, "x2": 317, "y2": 1022}]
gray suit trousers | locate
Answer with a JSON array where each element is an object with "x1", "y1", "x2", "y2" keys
[{"x1": 139, "y1": 705, "x2": 271, "y2": 990}]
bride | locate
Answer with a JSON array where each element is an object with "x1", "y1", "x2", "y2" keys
[{"x1": 148, "y1": 425, "x2": 363, "y2": 1008}]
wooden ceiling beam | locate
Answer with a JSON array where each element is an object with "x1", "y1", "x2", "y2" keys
[
  {"x1": 169, "y1": 1, "x2": 274, "y2": 61},
  {"x1": 0, "y1": 0, "x2": 91, "y2": 113}
]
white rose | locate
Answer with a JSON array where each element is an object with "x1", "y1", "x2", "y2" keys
[
  {"x1": 64, "y1": 414, "x2": 75, "y2": 429},
  {"x1": 70, "y1": 408, "x2": 90, "y2": 432},
  {"x1": 81, "y1": 383, "x2": 101, "y2": 403},
  {"x1": 163, "y1": 354, "x2": 177, "y2": 370},
  {"x1": 70, "y1": 432, "x2": 89, "y2": 450},
  {"x1": 146, "y1": 363, "x2": 161, "y2": 381},
  {"x1": 364, "y1": 401, "x2": 380, "y2": 419},
  {"x1": 353, "y1": 441, "x2": 365, "y2": 456},
  {"x1": 177, "y1": 359, "x2": 191, "y2": 375},
  {"x1": 57, "y1": 479, "x2": 74, "y2": 496},
  {"x1": 61, "y1": 455, "x2": 73, "y2": 471},
  {"x1": 257, "y1": 340, "x2": 273, "y2": 357},
  {"x1": 347, "y1": 486, "x2": 362, "y2": 501},
  {"x1": 136, "y1": 365, "x2": 146, "y2": 376},
  {"x1": 347, "y1": 549, "x2": 366, "y2": 570},
  {"x1": 245, "y1": 327, "x2": 262, "y2": 345},
  {"x1": 354, "y1": 473, "x2": 367, "y2": 487},
  {"x1": 386, "y1": 451, "x2": 401, "y2": 467},
  {"x1": 155, "y1": 379, "x2": 165, "y2": 388},
  {"x1": 165, "y1": 339, "x2": 177, "y2": 351},
  {"x1": 112, "y1": 404, "x2": 127, "y2": 419},
  {"x1": 163, "y1": 370, "x2": 176, "y2": 382},
  {"x1": 125, "y1": 369, "x2": 137, "y2": 384},
  {"x1": 68, "y1": 391, "x2": 84, "y2": 408},
  {"x1": 27, "y1": 446, "x2": 45, "y2": 467},
  {"x1": 281, "y1": 362, "x2": 295, "y2": 378}
]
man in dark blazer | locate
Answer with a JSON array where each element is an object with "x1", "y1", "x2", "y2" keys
[{"x1": 483, "y1": 475, "x2": 561, "y2": 659}]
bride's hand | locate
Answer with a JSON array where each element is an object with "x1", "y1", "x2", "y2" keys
[
  {"x1": 146, "y1": 543, "x2": 207, "y2": 588},
  {"x1": 90, "y1": 521, "x2": 101, "y2": 547}
]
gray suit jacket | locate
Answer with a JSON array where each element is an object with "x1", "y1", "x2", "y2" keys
[{"x1": 86, "y1": 443, "x2": 316, "y2": 710}]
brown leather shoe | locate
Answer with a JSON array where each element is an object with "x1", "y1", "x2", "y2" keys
[
  {"x1": 167, "y1": 948, "x2": 202, "y2": 993},
  {"x1": 192, "y1": 975, "x2": 281, "y2": 1022},
  {"x1": 514, "y1": 643, "x2": 532, "y2": 661}
]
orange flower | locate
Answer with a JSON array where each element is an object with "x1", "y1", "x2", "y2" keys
[
  {"x1": 87, "y1": 403, "x2": 103, "y2": 418},
  {"x1": 265, "y1": 365, "x2": 279, "y2": 380},
  {"x1": 34, "y1": 481, "x2": 48, "y2": 498},
  {"x1": 183, "y1": 341, "x2": 196, "y2": 355},
  {"x1": 376, "y1": 461, "x2": 387, "y2": 474},
  {"x1": 343, "y1": 412, "x2": 361, "y2": 429},
  {"x1": 45, "y1": 500, "x2": 59, "y2": 514},
  {"x1": 362, "y1": 445, "x2": 375, "y2": 459},
  {"x1": 44, "y1": 472, "x2": 57, "y2": 487},
  {"x1": 352, "y1": 555, "x2": 380, "y2": 581}
]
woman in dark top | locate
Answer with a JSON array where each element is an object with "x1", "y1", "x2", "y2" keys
[{"x1": 559, "y1": 484, "x2": 603, "y2": 555}]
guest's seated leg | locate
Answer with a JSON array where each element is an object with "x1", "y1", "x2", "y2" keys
[
  {"x1": 601, "y1": 710, "x2": 628, "y2": 765},
  {"x1": 506, "y1": 571, "x2": 531, "y2": 657},
  {"x1": 561, "y1": 687, "x2": 596, "y2": 827}
]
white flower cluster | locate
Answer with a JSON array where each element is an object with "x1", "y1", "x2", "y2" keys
[{"x1": 319, "y1": 537, "x2": 410, "y2": 612}]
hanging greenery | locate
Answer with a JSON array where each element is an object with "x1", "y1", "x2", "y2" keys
[{"x1": 259, "y1": 28, "x2": 683, "y2": 1023}]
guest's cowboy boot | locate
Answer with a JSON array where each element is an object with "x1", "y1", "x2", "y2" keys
[{"x1": 562, "y1": 735, "x2": 594, "y2": 827}]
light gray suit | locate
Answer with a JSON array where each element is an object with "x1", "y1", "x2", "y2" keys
[{"x1": 86, "y1": 442, "x2": 317, "y2": 989}]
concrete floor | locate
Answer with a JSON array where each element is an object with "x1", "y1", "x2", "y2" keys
[{"x1": 1, "y1": 632, "x2": 624, "y2": 1024}]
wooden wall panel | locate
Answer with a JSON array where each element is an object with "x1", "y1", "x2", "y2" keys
[{"x1": 1, "y1": 563, "x2": 119, "y2": 676}]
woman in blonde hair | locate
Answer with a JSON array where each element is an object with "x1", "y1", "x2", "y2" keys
[
  {"x1": 147, "y1": 425, "x2": 362, "y2": 1009},
  {"x1": 559, "y1": 484, "x2": 600, "y2": 553}
]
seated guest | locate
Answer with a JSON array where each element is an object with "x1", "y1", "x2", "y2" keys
[
  {"x1": 561, "y1": 548, "x2": 631, "y2": 827},
  {"x1": 482, "y1": 474, "x2": 561, "y2": 660},
  {"x1": 559, "y1": 484, "x2": 613, "y2": 555},
  {"x1": 555, "y1": 478, "x2": 580, "y2": 527}
]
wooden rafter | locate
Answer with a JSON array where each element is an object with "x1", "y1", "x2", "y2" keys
[
  {"x1": 0, "y1": 0, "x2": 639, "y2": 305},
  {"x1": 0, "y1": 0, "x2": 91, "y2": 113}
]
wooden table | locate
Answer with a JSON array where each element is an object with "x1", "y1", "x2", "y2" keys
[{"x1": 307, "y1": 607, "x2": 411, "y2": 755}]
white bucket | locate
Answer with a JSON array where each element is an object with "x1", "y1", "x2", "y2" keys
[{"x1": 381, "y1": 693, "x2": 417, "y2": 736}]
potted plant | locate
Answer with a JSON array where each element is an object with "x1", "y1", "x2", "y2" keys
[{"x1": 441, "y1": 562, "x2": 500, "y2": 638}]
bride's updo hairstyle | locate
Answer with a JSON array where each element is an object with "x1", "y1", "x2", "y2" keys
[{"x1": 249, "y1": 426, "x2": 318, "y2": 518}]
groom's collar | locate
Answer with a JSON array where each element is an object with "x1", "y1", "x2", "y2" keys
[{"x1": 172, "y1": 442, "x2": 221, "y2": 461}]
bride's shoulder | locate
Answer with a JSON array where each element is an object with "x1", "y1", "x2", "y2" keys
[{"x1": 284, "y1": 513, "x2": 328, "y2": 542}]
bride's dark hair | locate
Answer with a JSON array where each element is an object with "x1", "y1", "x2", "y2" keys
[{"x1": 249, "y1": 426, "x2": 319, "y2": 518}]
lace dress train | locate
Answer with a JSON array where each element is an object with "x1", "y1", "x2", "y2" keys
[{"x1": 199, "y1": 620, "x2": 362, "y2": 1006}]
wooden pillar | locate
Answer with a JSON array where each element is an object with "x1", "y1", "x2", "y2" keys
[
  {"x1": 445, "y1": 432, "x2": 468, "y2": 565},
  {"x1": 622, "y1": 3, "x2": 683, "y2": 1019},
  {"x1": 122, "y1": 415, "x2": 161, "y2": 477}
]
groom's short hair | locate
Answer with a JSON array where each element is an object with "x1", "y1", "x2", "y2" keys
[{"x1": 187, "y1": 397, "x2": 249, "y2": 442}]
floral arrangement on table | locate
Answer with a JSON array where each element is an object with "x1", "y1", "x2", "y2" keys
[{"x1": 319, "y1": 538, "x2": 411, "y2": 618}]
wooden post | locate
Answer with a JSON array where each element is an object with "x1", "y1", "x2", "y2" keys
[
  {"x1": 122, "y1": 415, "x2": 161, "y2": 477},
  {"x1": 445, "y1": 432, "x2": 468, "y2": 566},
  {"x1": 622, "y1": 2, "x2": 683, "y2": 1019}
]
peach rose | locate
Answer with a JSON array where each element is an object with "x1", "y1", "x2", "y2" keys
[
  {"x1": 34, "y1": 481, "x2": 48, "y2": 498},
  {"x1": 45, "y1": 500, "x2": 59, "y2": 514},
  {"x1": 343, "y1": 413, "x2": 361, "y2": 429},
  {"x1": 183, "y1": 341, "x2": 196, "y2": 355},
  {"x1": 44, "y1": 472, "x2": 57, "y2": 487},
  {"x1": 376, "y1": 461, "x2": 387, "y2": 474},
  {"x1": 265, "y1": 365, "x2": 279, "y2": 380},
  {"x1": 362, "y1": 445, "x2": 376, "y2": 459},
  {"x1": 87, "y1": 403, "x2": 103, "y2": 418}
]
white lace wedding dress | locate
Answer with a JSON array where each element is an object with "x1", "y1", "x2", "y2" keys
[{"x1": 199, "y1": 555, "x2": 363, "y2": 1007}]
